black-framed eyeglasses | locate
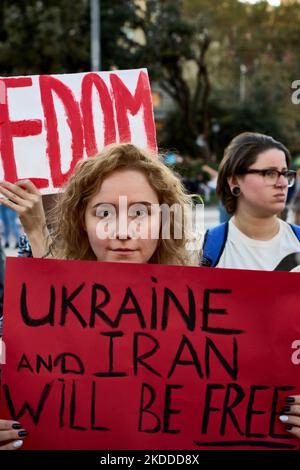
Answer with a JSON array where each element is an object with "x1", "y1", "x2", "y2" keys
[{"x1": 239, "y1": 169, "x2": 296, "y2": 187}]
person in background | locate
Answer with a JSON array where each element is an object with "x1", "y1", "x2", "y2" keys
[
  {"x1": 292, "y1": 167, "x2": 300, "y2": 226},
  {"x1": 201, "y1": 132, "x2": 300, "y2": 271},
  {"x1": 201, "y1": 163, "x2": 230, "y2": 223},
  {"x1": 0, "y1": 206, "x2": 21, "y2": 249},
  {"x1": 200, "y1": 132, "x2": 300, "y2": 440}
]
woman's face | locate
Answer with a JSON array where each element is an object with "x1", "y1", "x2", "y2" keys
[
  {"x1": 84, "y1": 169, "x2": 160, "y2": 263},
  {"x1": 230, "y1": 148, "x2": 289, "y2": 217}
]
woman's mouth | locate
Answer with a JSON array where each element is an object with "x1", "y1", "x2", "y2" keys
[
  {"x1": 110, "y1": 248, "x2": 137, "y2": 254},
  {"x1": 274, "y1": 193, "x2": 286, "y2": 201}
]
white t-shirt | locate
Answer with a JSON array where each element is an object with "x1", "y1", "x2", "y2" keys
[
  {"x1": 217, "y1": 219, "x2": 300, "y2": 271},
  {"x1": 291, "y1": 265, "x2": 300, "y2": 272}
]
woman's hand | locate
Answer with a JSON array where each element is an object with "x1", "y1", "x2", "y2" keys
[
  {"x1": 0, "y1": 419, "x2": 27, "y2": 450},
  {"x1": 0, "y1": 180, "x2": 45, "y2": 235},
  {"x1": 279, "y1": 395, "x2": 300, "y2": 440},
  {"x1": 0, "y1": 180, "x2": 51, "y2": 257}
]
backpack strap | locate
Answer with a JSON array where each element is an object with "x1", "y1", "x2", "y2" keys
[
  {"x1": 200, "y1": 222, "x2": 229, "y2": 267},
  {"x1": 289, "y1": 223, "x2": 300, "y2": 242},
  {"x1": 17, "y1": 234, "x2": 33, "y2": 258}
]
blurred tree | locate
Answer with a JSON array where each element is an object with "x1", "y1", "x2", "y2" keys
[
  {"x1": 133, "y1": 0, "x2": 300, "y2": 160},
  {"x1": 131, "y1": 0, "x2": 213, "y2": 158},
  {"x1": 0, "y1": 0, "x2": 140, "y2": 75},
  {"x1": 0, "y1": 0, "x2": 90, "y2": 74},
  {"x1": 180, "y1": 0, "x2": 300, "y2": 157}
]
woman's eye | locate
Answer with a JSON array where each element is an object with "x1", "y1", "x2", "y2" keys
[
  {"x1": 136, "y1": 209, "x2": 146, "y2": 217},
  {"x1": 96, "y1": 205, "x2": 115, "y2": 218},
  {"x1": 129, "y1": 204, "x2": 149, "y2": 218},
  {"x1": 133, "y1": 209, "x2": 147, "y2": 218},
  {"x1": 101, "y1": 210, "x2": 110, "y2": 217},
  {"x1": 265, "y1": 170, "x2": 277, "y2": 178}
]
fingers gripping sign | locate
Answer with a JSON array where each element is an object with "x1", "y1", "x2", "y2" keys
[
  {"x1": 0, "y1": 419, "x2": 28, "y2": 451},
  {"x1": 279, "y1": 395, "x2": 300, "y2": 441},
  {"x1": 0, "y1": 179, "x2": 50, "y2": 257}
]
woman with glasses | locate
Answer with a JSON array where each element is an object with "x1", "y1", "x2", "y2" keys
[
  {"x1": 201, "y1": 132, "x2": 300, "y2": 271},
  {"x1": 201, "y1": 132, "x2": 300, "y2": 442}
]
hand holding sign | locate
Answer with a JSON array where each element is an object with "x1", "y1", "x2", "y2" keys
[
  {"x1": 279, "y1": 396, "x2": 300, "y2": 440},
  {"x1": 0, "y1": 419, "x2": 27, "y2": 451},
  {"x1": 0, "y1": 180, "x2": 49, "y2": 257}
]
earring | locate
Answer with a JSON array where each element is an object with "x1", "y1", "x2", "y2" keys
[{"x1": 232, "y1": 186, "x2": 241, "y2": 196}]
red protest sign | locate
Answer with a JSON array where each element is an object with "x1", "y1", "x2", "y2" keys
[
  {"x1": 0, "y1": 69, "x2": 156, "y2": 192},
  {"x1": 1, "y1": 257, "x2": 300, "y2": 450}
]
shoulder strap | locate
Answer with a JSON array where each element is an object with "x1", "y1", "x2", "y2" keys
[
  {"x1": 289, "y1": 223, "x2": 300, "y2": 242},
  {"x1": 200, "y1": 222, "x2": 229, "y2": 267},
  {"x1": 17, "y1": 234, "x2": 33, "y2": 258}
]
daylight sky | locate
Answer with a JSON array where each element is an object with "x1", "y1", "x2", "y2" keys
[{"x1": 240, "y1": 0, "x2": 281, "y2": 5}]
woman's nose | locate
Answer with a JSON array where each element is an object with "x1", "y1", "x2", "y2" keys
[
  {"x1": 276, "y1": 174, "x2": 288, "y2": 187},
  {"x1": 115, "y1": 215, "x2": 131, "y2": 239}
]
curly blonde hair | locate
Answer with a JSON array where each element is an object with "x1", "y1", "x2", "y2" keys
[{"x1": 49, "y1": 143, "x2": 199, "y2": 266}]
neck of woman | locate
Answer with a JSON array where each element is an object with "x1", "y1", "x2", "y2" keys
[{"x1": 232, "y1": 211, "x2": 281, "y2": 241}]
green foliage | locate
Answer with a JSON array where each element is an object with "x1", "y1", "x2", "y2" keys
[
  {"x1": 179, "y1": 0, "x2": 300, "y2": 158},
  {"x1": 0, "y1": 0, "x2": 140, "y2": 75},
  {"x1": 0, "y1": 0, "x2": 90, "y2": 74}
]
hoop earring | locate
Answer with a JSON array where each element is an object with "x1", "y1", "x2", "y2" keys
[{"x1": 232, "y1": 186, "x2": 241, "y2": 196}]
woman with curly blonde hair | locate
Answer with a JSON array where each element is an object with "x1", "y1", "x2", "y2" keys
[
  {"x1": 0, "y1": 143, "x2": 201, "y2": 450},
  {"x1": 50, "y1": 143, "x2": 198, "y2": 265},
  {"x1": 0, "y1": 143, "x2": 199, "y2": 267}
]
